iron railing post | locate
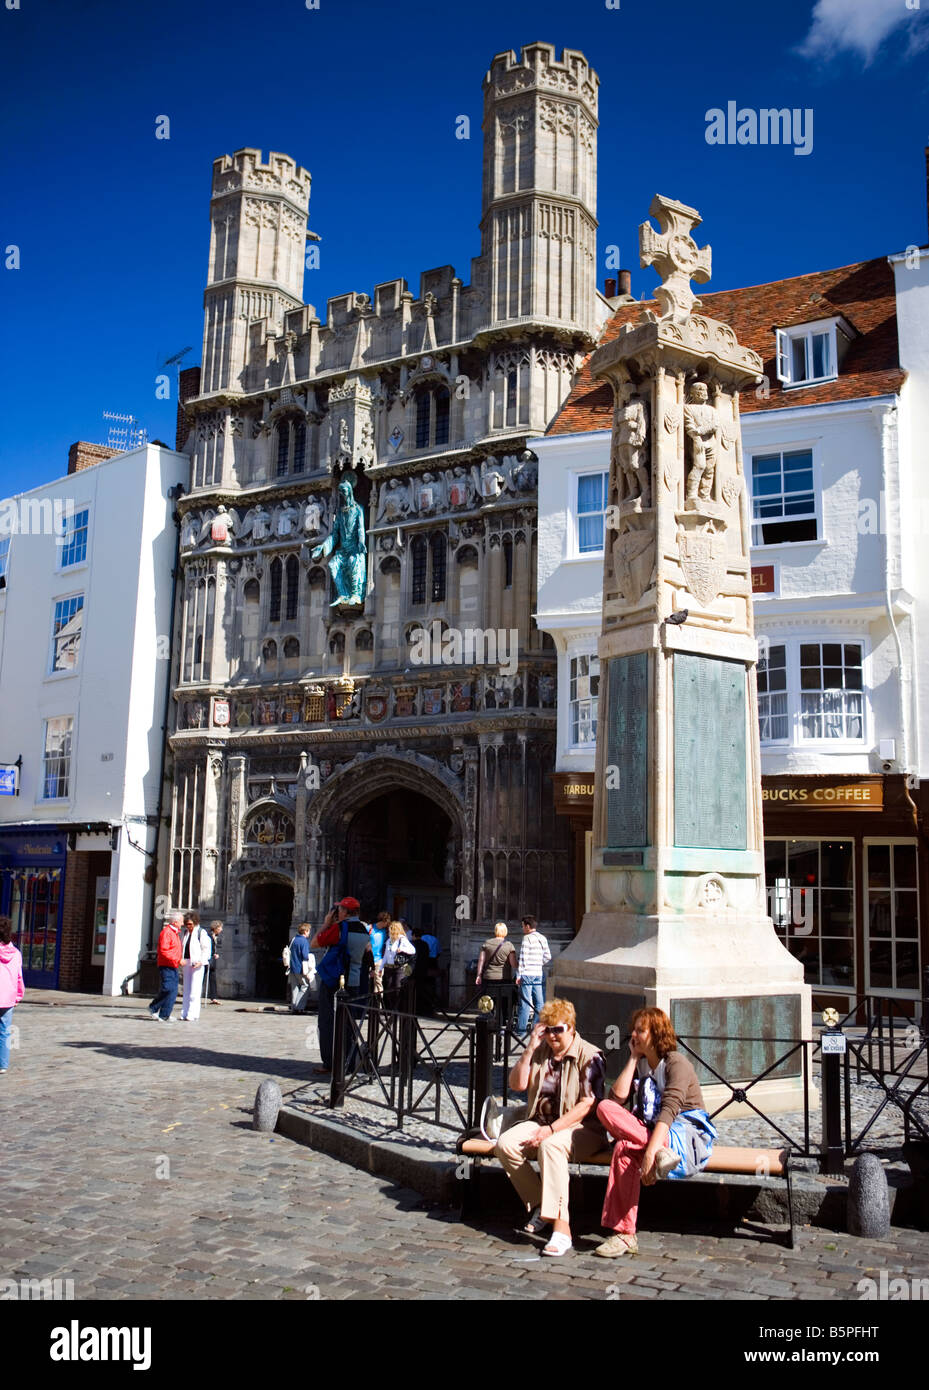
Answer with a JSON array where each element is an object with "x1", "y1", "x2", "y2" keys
[
  {"x1": 820, "y1": 1028, "x2": 844, "y2": 1174},
  {"x1": 473, "y1": 1009, "x2": 494, "y2": 1125},
  {"x1": 329, "y1": 985, "x2": 348, "y2": 1110},
  {"x1": 922, "y1": 966, "x2": 929, "y2": 1035}
]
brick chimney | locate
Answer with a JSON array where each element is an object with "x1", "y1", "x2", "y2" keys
[
  {"x1": 618, "y1": 269, "x2": 632, "y2": 297},
  {"x1": 604, "y1": 277, "x2": 617, "y2": 298},
  {"x1": 175, "y1": 365, "x2": 201, "y2": 451},
  {"x1": 67, "y1": 441, "x2": 121, "y2": 476}
]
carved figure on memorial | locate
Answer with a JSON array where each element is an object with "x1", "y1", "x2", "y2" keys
[
  {"x1": 683, "y1": 382, "x2": 721, "y2": 505},
  {"x1": 311, "y1": 476, "x2": 367, "y2": 607},
  {"x1": 611, "y1": 518, "x2": 655, "y2": 607},
  {"x1": 376, "y1": 476, "x2": 413, "y2": 523},
  {"x1": 613, "y1": 393, "x2": 650, "y2": 508},
  {"x1": 238, "y1": 503, "x2": 270, "y2": 542}
]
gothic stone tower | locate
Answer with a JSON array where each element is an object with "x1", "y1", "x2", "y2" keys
[{"x1": 167, "y1": 45, "x2": 603, "y2": 1004}]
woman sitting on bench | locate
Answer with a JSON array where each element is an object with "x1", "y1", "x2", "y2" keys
[
  {"x1": 594, "y1": 1007, "x2": 716, "y2": 1258},
  {"x1": 495, "y1": 998, "x2": 605, "y2": 1258}
]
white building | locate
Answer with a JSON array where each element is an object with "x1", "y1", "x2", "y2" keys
[
  {"x1": 0, "y1": 442, "x2": 189, "y2": 994},
  {"x1": 535, "y1": 194, "x2": 929, "y2": 1009}
]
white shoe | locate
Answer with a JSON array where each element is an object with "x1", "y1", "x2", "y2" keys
[
  {"x1": 654, "y1": 1147, "x2": 682, "y2": 1180},
  {"x1": 160, "y1": 1016, "x2": 177, "y2": 1025}
]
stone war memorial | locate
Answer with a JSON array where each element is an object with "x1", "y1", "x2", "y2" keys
[{"x1": 553, "y1": 196, "x2": 811, "y2": 1111}]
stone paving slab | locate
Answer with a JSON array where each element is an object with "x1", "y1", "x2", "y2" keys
[{"x1": 2, "y1": 991, "x2": 927, "y2": 1304}]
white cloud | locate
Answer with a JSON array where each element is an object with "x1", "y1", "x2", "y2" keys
[{"x1": 798, "y1": 0, "x2": 928, "y2": 65}]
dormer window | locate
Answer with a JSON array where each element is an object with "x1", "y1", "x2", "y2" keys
[{"x1": 775, "y1": 317, "x2": 852, "y2": 389}]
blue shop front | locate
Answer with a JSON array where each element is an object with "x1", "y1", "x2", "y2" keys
[{"x1": 0, "y1": 827, "x2": 66, "y2": 989}]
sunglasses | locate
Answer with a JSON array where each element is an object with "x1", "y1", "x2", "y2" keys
[{"x1": 543, "y1": 1024, "x2": 569, "y2": 1036}]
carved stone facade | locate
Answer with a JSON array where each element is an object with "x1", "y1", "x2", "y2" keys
[{"x1": 167, "y1": 43, "x2": 603, "y2": 1002}]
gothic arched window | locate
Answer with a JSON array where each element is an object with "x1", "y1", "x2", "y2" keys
[
  {"x1": 413, "y1": 385, "x2": 451, "y2": 450},
  {"x1": 431, "y1": 533, "x2": 447, "y2": 602},
  {"x1": 285, "y1": 555, "x2": 299, "y2": 621},
  {"x1": 503, "y1": 535, "x2": 514, "y2": 589},
  {"x1": 411, "y1": 536, "x2": 427, "y2": 605},
  {"x1": 269, "y1": 558, "x2": 283, "y2": 622},
  {"x1": 292, "y1": 420, "x2": 306, "y2": 474}
]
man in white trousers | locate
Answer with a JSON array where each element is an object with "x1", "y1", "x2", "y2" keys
[{"x1": 181, "y1": 912, "x2": 212, "y2": 1022}]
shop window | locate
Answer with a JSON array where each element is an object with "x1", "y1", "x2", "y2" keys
[
  {"x1": 865, "y1": 842, "x2": 921, "y2": 993},
  {"x1": 0, "y1": 535, "x2": 10, "y2": 589},
  {"x1": 8, "y1": 867, "x2": 61, "y2": 974},
  {"x1": 765, "y1": 838, "x2": 855, "y2": 990}
]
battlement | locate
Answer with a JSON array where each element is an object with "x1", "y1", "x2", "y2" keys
[
  {"x1": 484, "y1": 41, "x2": 598, "y2": 114},
  {"x1": 211, "y1": 148, "x2": 312, "y2": 206}
]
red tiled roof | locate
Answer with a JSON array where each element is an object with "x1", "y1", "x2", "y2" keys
[{"x1": 547, "y1": 257, "x2": 904, "y2": 435}]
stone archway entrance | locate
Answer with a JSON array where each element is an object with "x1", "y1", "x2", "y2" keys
[
  {"x1": 244, "y1": 879, "x2": 293, "y2": 1000},
  {"x1": 346, "y1": 788, "x2": 455, "y2": 946}
]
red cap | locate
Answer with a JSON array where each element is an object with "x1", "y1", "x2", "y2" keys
[{"x1": 339, "y1": 896, "x2": 360, "y2": 912}]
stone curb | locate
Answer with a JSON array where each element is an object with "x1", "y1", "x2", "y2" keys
[{"x1": 277, "y1": 1103, "x2": 920, "y2": 1230}]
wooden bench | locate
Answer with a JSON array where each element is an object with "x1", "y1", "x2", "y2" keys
[{"x1": 456, "y1": 1136, "x2": 796, "y2": 1248}]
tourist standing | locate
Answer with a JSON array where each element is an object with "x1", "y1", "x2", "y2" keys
[
  {"x1": 181, "y1": 913, "x2": 211, "y2": 1022},
  {"x1": 0, "y1": 915, "x2": 24, "y2": 1074},
  {"x1": 311, "y1": 902, "x2": 351, "y2": 1075},
  {"x1": 205, "y1": 920, "x2": 223, "y2": 1005},
  {"x1": 288, "y1": 923, "x2": 315, "y2": 1014},
  {"x1": 515, "y1": 915, "x2": 551, "y2": 1034},
  {"x1": 476, "y1": 921, "x2": 518, "y2": 1040},
  {"x1": 149, "y1": 913, "x2": 184, "y2": 1023}
]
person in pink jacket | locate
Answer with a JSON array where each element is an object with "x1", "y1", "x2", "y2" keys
[{"x1": 0, "y1": 915, "x2": 25, "y2": 1074}]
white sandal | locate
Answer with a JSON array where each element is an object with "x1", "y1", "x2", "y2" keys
[{"x1": 541, "y1": 1231, "x2": 573, "y2": 1257}]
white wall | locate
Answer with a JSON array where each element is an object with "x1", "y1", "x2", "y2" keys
[
  {"x1": 0, "y1": 444, "x2": 189, "y2": 992},
  {"x1": 892, "y1": 247, "x2": 929, "y2": 779}
]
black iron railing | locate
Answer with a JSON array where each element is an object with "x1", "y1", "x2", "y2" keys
[{"x1": 324, "y1": 989, "x2": 929, "y2": 1165}]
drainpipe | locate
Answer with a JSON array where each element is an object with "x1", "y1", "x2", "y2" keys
[
  {"x1": 146, "y1": 481, "x2": 185, "y2": 950},
  {"x1": 879, "y1": 403, "x2": 920, "y2": 833}
]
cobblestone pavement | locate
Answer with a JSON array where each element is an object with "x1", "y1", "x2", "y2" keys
[{"x1": 3, "y1": 992, "x2": 928, "y2": 1303}]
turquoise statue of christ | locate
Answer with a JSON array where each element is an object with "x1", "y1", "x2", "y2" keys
[{"x1": 311, "y1": 477, "x2": 366, "y2": 607}]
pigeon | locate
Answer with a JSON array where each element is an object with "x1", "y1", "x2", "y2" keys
[{"x1": 666, "y1": 609, "x2": 689, "y2": 625}]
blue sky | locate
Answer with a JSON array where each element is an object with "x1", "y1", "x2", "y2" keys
[{"x1": 1, "y1": 0, "x2": 927, "y2": 497}]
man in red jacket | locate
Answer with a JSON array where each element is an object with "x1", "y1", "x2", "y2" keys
[{"x1": 148, "y1": 912, "x2": 184, "y2": 1023}]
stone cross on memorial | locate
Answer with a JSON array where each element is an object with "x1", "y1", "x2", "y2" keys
[{"x1": 552, "y1": 195, "x2": 811, "y2": 1115}]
